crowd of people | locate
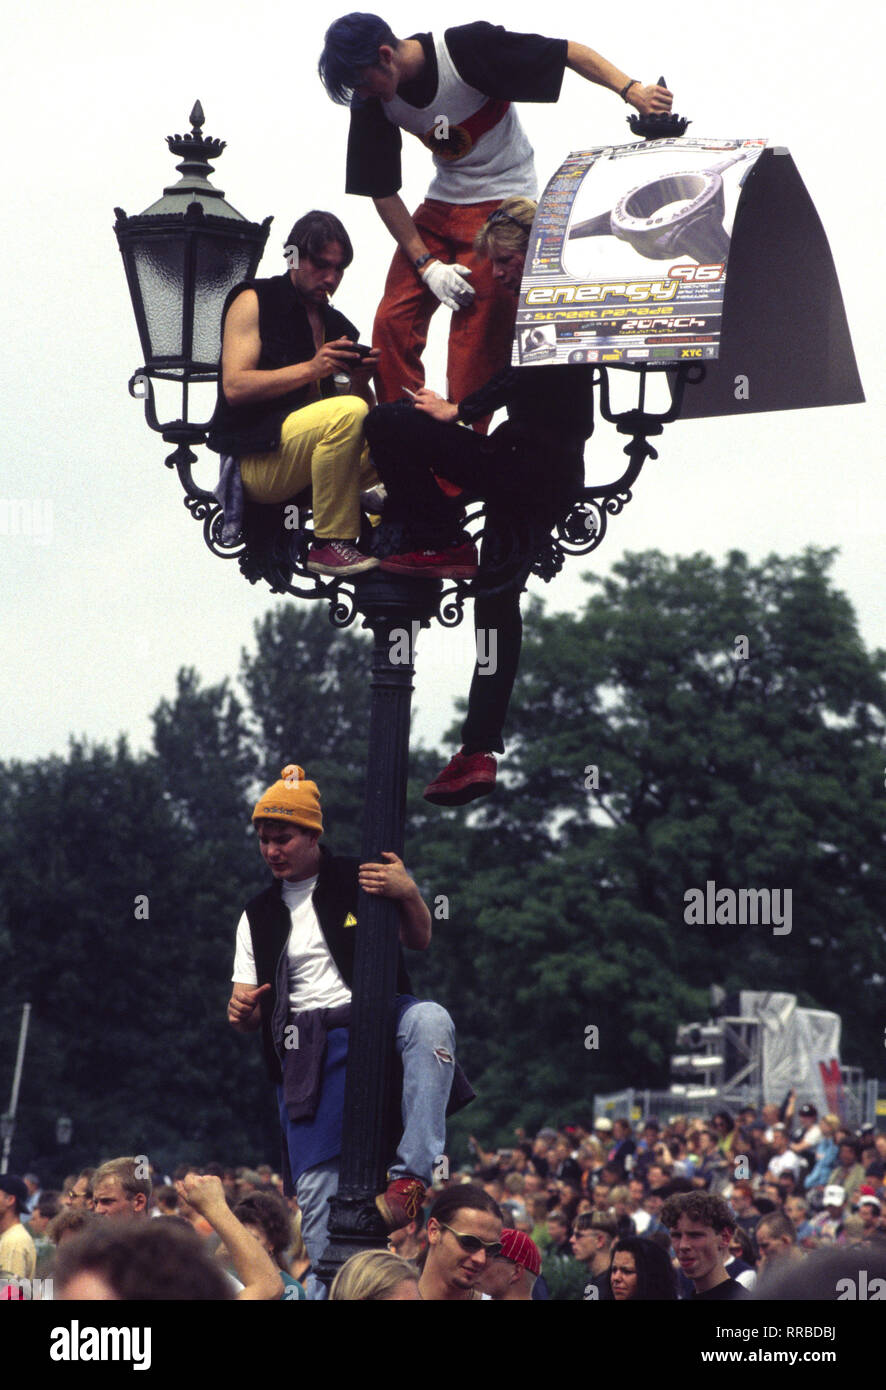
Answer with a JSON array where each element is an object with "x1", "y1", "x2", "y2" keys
[
  {"x1": 7, "y1": 13, "x2": 878, "y2": 1314},
  {"x1": 3, "y1": 1090, "x2": 884, "y2": 1300},
  {"x1": 457, "y1": 1097, "x2": 886, "y2": 1299}
]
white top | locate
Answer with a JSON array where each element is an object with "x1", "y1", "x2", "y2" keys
[
  {"x1": 384, "y1": 34, "x2": 536, "y2": 203},
  {"x1": 232, "y1": 875, "x2": 351, "y2": 1012},
  {"x1": 796, "y1": 1124, "x2": 823, "y2": 1149},
  {"x1": 768, "y1": 1149, "x2": 804, "y2": 1178}
]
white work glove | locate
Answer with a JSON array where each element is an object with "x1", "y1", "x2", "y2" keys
[{"x1": 420, "y1": 259, "x2": 475, "y2": 311}]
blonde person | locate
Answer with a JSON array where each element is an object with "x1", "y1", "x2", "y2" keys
[{"x1": 330, "y1": 1248, "x2": 420, "y2": 1300}]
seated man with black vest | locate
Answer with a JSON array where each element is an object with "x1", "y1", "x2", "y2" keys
[
  {"x1": 207, "y1": 210, "x2": 381, "y2": 577},
  {"x1": 227, "y1": 764, "x2": 468, "y2": 1294}
]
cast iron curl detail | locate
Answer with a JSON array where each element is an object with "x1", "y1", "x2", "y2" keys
[
  {"x1": 142, "y1": 362, "x2": 702, "y2": 628},
  {"x1": 436, "y1": 585, "x2": 465, "y2": 627}
]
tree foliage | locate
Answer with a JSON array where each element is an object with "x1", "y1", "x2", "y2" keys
[
  {"x1": 409, "y1": 549, "x2": 886, "y2": 1137},
  {"x1": 2, "y1": 552, "x2": 884, "y2": 1174}
]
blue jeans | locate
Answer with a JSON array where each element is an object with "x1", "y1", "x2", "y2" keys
[
  {"x1": 391, "y1": 998, "x2": 455, "y2": 1183},
  {"x1": 295, "y1": 1000, "x2": 456, "y2": 1289}
]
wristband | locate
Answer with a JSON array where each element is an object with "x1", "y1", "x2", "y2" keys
[
  {"x1": 414, "y1": 252, "x2": 434, "y2": 270},
  {"x1": 620, "y1": 79, "x2": 639, "y2": 102}
]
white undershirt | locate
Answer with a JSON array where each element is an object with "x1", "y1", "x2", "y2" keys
[
  {"x1": 768, "y1": 1150, "x2": 803, "y2": 1178},
  {"x1": 232, "y1": 875, "x2": 351, "y2": 1012}
]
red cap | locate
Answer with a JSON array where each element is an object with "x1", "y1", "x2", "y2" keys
[{"x1": 500, "y1": 1229, "x2": 541, "y2": 1276}]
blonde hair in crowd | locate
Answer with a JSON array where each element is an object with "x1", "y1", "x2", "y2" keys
[
  {"x1": 474, "y1": 196, "x2": 537, "y2": 256},
  {"x1": 329, "y1": 1249, "x2": 419, "y2": 1301},
  {"x1": 93, "y1": 1157, "x2": 152, "y2": 1201}
]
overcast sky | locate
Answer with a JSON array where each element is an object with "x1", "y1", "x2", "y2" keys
[{"x1": 2, "y1": 0, "x2": 882, "y2": 768}]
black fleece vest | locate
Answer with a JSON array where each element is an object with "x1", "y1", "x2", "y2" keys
[
  {"x1": 206, "y1": 273, "x2": 359, "y2": 456},
  {"x1": 244, "y1": 846, "x2": 412, "y2": 1082}
]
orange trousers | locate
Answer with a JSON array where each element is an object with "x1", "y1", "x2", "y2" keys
[{"x1": 372, "y1": 199, "x2": 517, "y2": 424}]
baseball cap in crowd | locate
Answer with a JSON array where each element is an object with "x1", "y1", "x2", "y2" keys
[
  {"x1": 823, "y1": 1185, "x2": 846, "y2": 1207},
  {"x1": 499, "y1": 1229, "x2": 541, "y2": 1276},
  {"x1": 858, "y1": 1195, "x2": 882, "y2": 1211},
  {"x1": 0, "y1": 1175, "x2": 29, "y2": 1213},
  {"x1": 595, "y1": 1118, "x2": 614, "y2": 1133},
  {"x1": 799, "y1": 1104, "x2": 818, "y2": 1118}
]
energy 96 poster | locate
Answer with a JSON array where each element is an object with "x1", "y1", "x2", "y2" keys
[{"x1": 514, "y1": 137, "x2": 767, "y2": 368}]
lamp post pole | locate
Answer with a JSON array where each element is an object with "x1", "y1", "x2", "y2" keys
[{"x1": 314, "y1": 573, "x2": 440, "y2": 1285}]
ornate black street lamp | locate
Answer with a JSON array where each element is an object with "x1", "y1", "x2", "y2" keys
[{"x1": 107, "y1": 100, "x2": 713, "y2": 1289}]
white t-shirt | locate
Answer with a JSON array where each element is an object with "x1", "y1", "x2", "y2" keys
[
  {"x1": 796, "y1": 1124, "x2": 822, "y2": 1150},
  {"x1": 768, "y1": 1149, "x2": 804, "y2": 1179},
  {"x1": 232, "y1": 875, "x2": 351, "y2": 1012}
]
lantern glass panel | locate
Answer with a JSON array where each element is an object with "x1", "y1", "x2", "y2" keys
[
  {"x1": 133, "y1": 235, "x2": 187, "y2": 363},
  {"x1": 192, "y1": 236, "x2": 257, "y2": 366}
]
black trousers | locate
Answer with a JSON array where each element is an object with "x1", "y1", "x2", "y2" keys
[{"x1": 364, "y1": 403, "x2": 579, "y2": 754}]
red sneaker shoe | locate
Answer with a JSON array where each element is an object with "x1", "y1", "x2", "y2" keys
[
  {"x1": 379, "y1": 542, "x2": 478, "y2": 580},
  {"x1": 306, "y1": 540, "x2": 379, "y2": 576},
  {"x1": 423, "y1": 748, "x2": 497, "y2": 806},
  {"x1": 375, "y1": 1175, "x2": 426, "y2": 1231}
]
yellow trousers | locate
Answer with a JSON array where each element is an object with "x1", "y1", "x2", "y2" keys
[{"x1": 239, "y1": 395, "x2": 378, "y2": 540}]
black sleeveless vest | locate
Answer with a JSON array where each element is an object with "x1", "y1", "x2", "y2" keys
[
  {"x1": 244, "y1": 845, "x2": 412, "y2": 1082},
  {"x1": 206, "y1": 274, "x2": 359, "y2": 456}
]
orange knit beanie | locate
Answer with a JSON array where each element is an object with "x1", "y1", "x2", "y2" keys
[{"x1": 252, "y1": 764, "x2": 323, "y2": 833}]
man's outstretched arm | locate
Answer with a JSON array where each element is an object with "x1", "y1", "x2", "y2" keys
[{"x1": 565, "y1": 43, "x2": 673, "y2": 114}]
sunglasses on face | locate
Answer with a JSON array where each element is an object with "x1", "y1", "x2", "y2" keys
[{"x1": 438, "y1": 1222, "x2": 503, "y2": 1258}]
